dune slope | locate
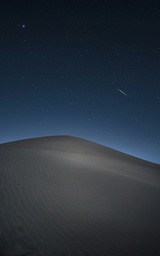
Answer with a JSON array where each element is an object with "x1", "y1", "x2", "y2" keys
[{"x1": 0, "y1": 135, "x2": 160, "y2": 256}]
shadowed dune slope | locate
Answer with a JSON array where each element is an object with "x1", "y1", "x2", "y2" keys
[{"x1": 0, "y1": 135, "x2": 160, "y2": 256}]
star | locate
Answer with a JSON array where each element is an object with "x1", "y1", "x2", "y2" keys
[{"x1": 22, "y1": 24, "x2": 26, "y2": 29}]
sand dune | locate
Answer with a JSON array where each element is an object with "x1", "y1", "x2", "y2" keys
[{"x1": 0, "y1": 135, "x2": 160, "y2": 256}]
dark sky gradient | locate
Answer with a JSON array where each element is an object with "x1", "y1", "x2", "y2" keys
[{"x1": 0, "y1": 0, "x2": 160, "y2": 163}]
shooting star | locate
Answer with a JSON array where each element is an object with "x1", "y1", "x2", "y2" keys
[{"x1": 117, "y1": 88, "x2": 128, "y2": 97}]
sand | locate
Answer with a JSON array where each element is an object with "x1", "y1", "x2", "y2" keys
[{"x1": 0, "y1": 135, "x2": 160, "y2": 256}]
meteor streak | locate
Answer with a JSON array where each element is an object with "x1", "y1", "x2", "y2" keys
[{"x1": 117, "y1": 88, "x2": 128, "y2": 97}]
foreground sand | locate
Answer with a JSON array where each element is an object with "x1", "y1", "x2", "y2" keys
[{"x1": 0, "y1": 135, "x2": 160, "y2": 256}]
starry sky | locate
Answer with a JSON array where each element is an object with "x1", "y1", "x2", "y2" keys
[{"x1": 0, "y1": 0, "x2": 160, "y2": 163}]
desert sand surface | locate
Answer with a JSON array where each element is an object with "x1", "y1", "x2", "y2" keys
[{"x1": 0, "y1": 135, "x2": 160, "y2": 256}]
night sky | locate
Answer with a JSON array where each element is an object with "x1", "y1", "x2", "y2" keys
[{"x1": 1, "y1": 0, "x2": 160, "y2": 163}]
